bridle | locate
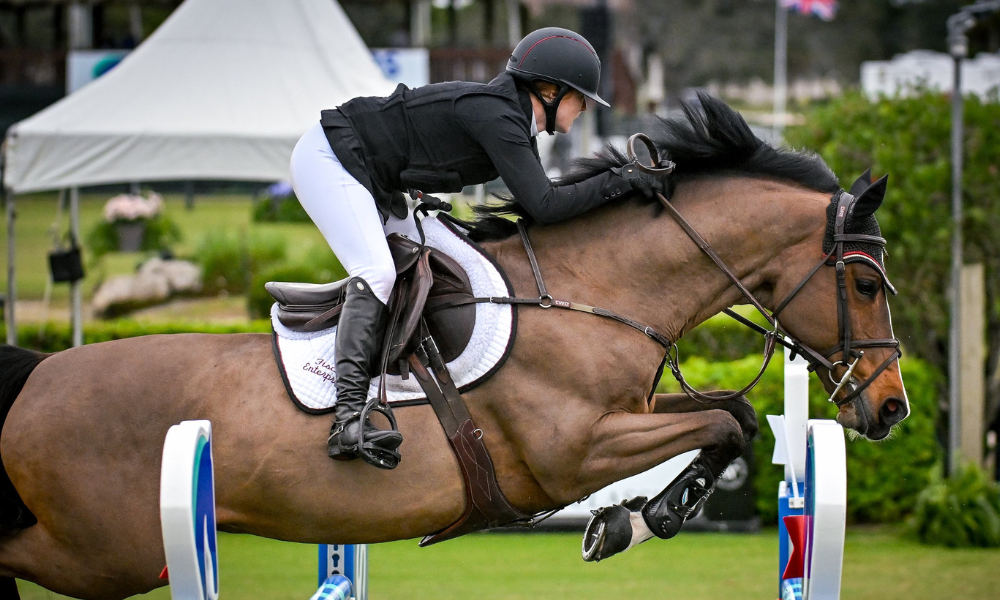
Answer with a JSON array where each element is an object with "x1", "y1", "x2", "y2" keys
[
  {"x1": 624, "y1": 133, "x2": 902, "y2": 408},
  {"x1": 435, "y1": 133, "x2": 902, "y2": 410}
]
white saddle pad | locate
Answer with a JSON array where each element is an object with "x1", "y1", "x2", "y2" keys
[{"x1": 271, "y1": 215, "x2": 515, "y2": 413}]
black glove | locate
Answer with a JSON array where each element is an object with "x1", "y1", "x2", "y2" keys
[{"x1": 613, "y1": 161, "x2": 670, "y2": 198}]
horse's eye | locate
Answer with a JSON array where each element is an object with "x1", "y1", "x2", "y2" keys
[{"x1": 856, "y1": 279, "x2": 879, "y2": 298}]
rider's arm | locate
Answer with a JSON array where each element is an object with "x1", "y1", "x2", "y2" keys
[{"x1": 457, "y1": 97, "x2": 631, "y2": 225}]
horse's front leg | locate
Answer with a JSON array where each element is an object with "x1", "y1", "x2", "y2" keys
[
  {"x1": 581, "y1": 392, "x2": 756, "y2": 562},
  {"x1": 652, "y1": 391, "x2": 759, "y2": 455}
]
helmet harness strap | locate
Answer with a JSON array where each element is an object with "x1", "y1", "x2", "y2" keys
[{"x1": 526, "y1": 80, "x2": 571, "y2": 135}]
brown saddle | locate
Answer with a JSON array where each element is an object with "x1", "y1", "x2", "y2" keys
[{"x1": 266, "y1": 233, "x2": 477, "y2": 371}]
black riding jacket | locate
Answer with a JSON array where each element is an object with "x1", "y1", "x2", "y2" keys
[{"x1": 320, "y1": 72, "x2": 631, "y2": 224}]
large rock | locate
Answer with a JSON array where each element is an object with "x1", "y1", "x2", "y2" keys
[
  {"x1": 92, "y1": 258, "x2": 203, "y2": 318},
  {"x1": 139, "y1": 257, "x2": 202, "y2": 294}
]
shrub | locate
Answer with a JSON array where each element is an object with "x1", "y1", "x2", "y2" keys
[
  {"x1": 786, "y1": 90, "x2": 1000, "y2": 414},
  {"x1": 657, "y1": 354, "x2": 941, "y2": 524},
  {"x1": 87, "y1": 215, "x2": 181, "y2": 258},
  {"x1": 252, "y1": 194, "x2": 311, "y2": 223},
  {"x1": 194, "y1": 230, "x2": 286, "y2": 295},
  {"x1": 0, "y1": 321, "x2": 270, "y2": 353},
  {"x1": 908, "y1": 464, "x2": 1000, "y2": 548}
]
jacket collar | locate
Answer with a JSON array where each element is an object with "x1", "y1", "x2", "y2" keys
[{"x1": 491, "y1": 72, "x2": 536, "y2": 135}]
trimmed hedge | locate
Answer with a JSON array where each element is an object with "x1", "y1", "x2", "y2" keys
[
  {"x1": 2, "y1": 310, "x2": 764, "y2": 357},
  {"x1": 657, "y1": 354, "x2": 940, "y2": 524},
  {"x1": 252, "y1": 194, "x2": 311, "y2": 223},
  {"x1": 0, "y1": 320, "x2": 271, "y2": 353}
]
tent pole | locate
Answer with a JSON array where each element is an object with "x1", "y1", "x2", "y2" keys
[
  {"x1": 5, "y1": 188, "x2": 15, "y2": 346},
  {"x1": 70, "y1": 187, "x2": 83, "y2": 347}
]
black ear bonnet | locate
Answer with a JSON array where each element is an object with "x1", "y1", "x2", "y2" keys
[{"x1": 822, "y1": 170, "x2": 896, "y2": 295}]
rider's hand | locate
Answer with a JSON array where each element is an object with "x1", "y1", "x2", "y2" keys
[{"x1": 613, "y1": 161, "x2": 670, "y2": 198}]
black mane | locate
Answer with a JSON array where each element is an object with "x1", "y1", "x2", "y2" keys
[{"x1": 466, "y1": 92, "x2": 840, "y2": 241}]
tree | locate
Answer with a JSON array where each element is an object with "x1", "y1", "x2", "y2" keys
[{"x1": 786, "y1": 90, "x2": 1000, "y2": 458}]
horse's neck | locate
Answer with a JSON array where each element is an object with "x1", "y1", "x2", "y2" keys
[{"x1": 488, "y1": 177, "x2": 828, "y2": 341}]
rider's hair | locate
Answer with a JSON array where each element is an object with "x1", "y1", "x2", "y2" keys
[{"x1": 532, "y1": 81, "x2": 560, "y2": 103}]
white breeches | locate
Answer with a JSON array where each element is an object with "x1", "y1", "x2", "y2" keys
[{"x1": 289, "y1": 122, "x2": 419, "y2": 304}]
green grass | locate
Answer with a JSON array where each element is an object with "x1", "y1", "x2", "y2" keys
[
  {"x1": 1, "y1": 192, "x2": 329, "y2": 304},
  {"x1": 16, "y1": 528, "x2": 1000, "y2": 599}
]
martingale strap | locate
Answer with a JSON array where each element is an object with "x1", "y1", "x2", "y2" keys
[{"x1": 407, "y1": 324, "x2": 533, "y2": 546}]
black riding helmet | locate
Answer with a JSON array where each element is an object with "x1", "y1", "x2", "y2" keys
[{"x1": 506, "y1": 27, "x2": 610, "y2": 134}]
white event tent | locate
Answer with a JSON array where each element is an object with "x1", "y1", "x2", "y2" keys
[{"x1": 2, "y1": 0, "x2": 395, "y2": 345}]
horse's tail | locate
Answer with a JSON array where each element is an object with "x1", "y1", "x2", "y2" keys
[{"x1": 0, "y1": 344, "x2": 46, "y2": 533}]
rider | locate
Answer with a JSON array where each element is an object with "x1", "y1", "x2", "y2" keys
[{"x1": 289, "y1": 27, "x2": 668, "y2": 470}]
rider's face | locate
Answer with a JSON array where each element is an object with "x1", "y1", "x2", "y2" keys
[
  {"x1": 554, "y1": 90, "x2": 587, "y2": 134},
  {"x1": 532, "y1": 86, "x2": 588, "y2": 135}
]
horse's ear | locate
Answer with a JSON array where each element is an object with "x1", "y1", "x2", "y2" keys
[
  {"x1": 848, "y1": 168, "x2": 872, "y2": 196},
  {"x1": 851, "y1": 174, "x2": 888, "y2": 220}
]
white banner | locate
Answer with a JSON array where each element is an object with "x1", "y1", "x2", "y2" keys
[
  {"x1": 66, "y1": 50, "x2": 130, "y2": 93},
  {"x1": 372, "y1": 48, "x2": 430, "y2": 88}
]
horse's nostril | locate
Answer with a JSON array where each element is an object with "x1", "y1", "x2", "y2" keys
[{"x1": 879, "y1": 396, "x2": 909, "y2": 426}]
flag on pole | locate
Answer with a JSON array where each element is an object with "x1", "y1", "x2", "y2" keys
[{"x1": 781, "y1": 0, "x2": 838, "y2": 21}]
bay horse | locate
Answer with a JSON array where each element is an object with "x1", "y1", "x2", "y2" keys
[{"x1": 0, "y1": 96, "x2": 908, "y2": 599}]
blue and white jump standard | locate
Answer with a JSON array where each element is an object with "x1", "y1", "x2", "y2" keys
[
  {"x1": 769, "y1": 349, "x2": 848, "y2": 600},
  {"x1": 159, "y1": 420, "x2": 220, "y2": 600},
  {"x1": 318, "y1": 544, "x2": 367, "y2": 600},
  {"x1": 159, "y1": 419, "x2": 362, "y2": 600}
]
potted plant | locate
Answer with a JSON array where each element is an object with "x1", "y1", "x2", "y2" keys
[{"x1": 88, "y1": 192, "x2": 181, "y2": 256}]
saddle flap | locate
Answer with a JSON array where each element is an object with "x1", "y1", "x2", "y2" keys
[
  {"x1": 427, "y1": 248, "x2": 469, "y2": 293},
  {"x1": 385, "y1": 250, "x2": 434, "y2": 365}
]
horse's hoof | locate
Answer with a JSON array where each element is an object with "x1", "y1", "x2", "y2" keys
[{"x1": 581, "y1": 497, "x2": 651, "y2": 562}]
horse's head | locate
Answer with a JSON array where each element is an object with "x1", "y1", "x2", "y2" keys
[{"x1": 774, "y1": 170, "x2": 908, "y2": 441}]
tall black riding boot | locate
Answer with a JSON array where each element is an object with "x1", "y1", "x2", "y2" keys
[{"x1": 328, "y1": 277, "x2": 403, "y2": 469}]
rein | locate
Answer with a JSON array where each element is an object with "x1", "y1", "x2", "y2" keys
[
  {"x1": 625, "y1": 133, "x2": 901, "y2": 407},
  {"x1": 441, "y1": 133, "x2": 902, "y2": 408}
]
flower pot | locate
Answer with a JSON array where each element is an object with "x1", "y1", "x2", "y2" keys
[{"x1": 116, "y1": 221, "x2": 146, "y2": 252}]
